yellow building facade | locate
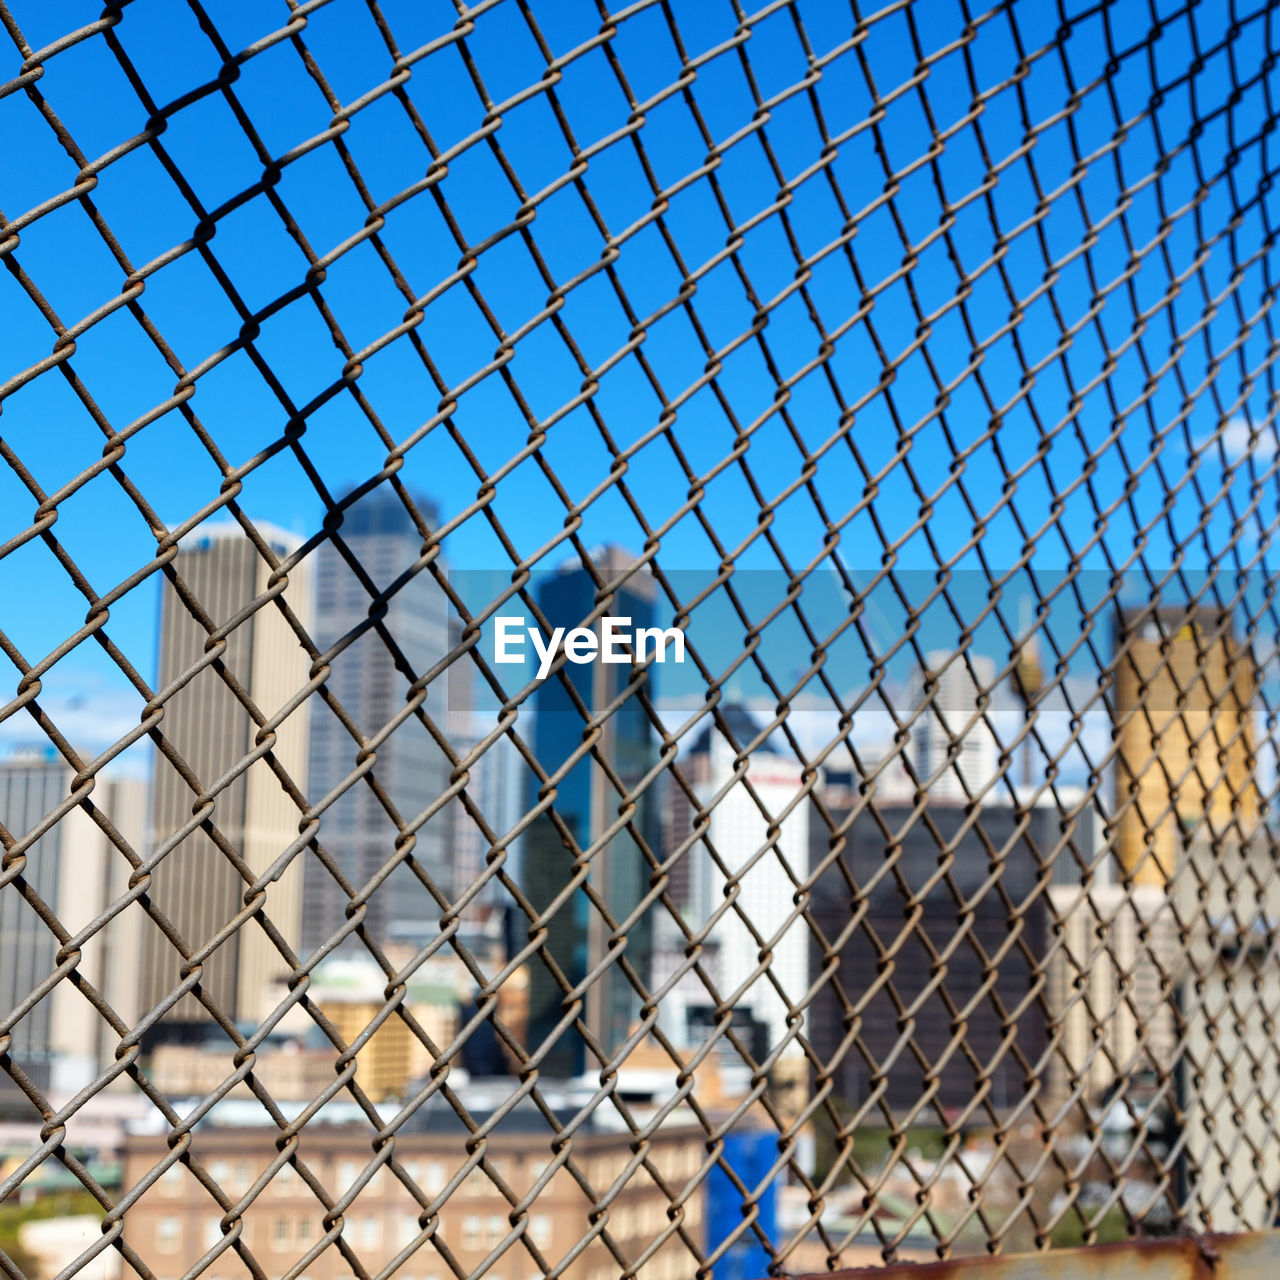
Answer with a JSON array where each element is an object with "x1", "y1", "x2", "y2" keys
[{"x1": 1113, "y1": 608, "x2": 1259, "y2": 884}]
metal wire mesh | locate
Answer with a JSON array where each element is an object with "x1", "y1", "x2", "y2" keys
[{"x1": 1, "y1": 0, "x2": 1279, "y2": 1275}]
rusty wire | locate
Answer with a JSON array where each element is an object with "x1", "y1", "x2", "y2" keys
[{"x1": 1, "y1": 0, "x2": 1280, "y2": 1276}]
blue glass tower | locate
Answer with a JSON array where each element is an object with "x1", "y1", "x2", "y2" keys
[{"x1": 522, "y1": 548, "x2": 658, "y2": 1078}]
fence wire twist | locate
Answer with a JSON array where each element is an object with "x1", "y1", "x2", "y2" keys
[{"x1": 0, "y1": 0, "x2": 1279, "y2": 1276}]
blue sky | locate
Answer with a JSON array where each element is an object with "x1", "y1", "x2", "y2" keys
[{"x1": 1, "y1": 0, "x2": 1278, "y2": 780}]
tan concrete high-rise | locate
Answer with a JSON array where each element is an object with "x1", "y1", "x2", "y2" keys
[
  {"x1": 1113, "y1": 607, "x2": 1259, "y2": 885},
  {"x1": 0, "y1": 756, "x2": 146, "y2": 1100},
  {"x1": 140, "y1": 523, "x2": 311, "y2": 1030}
]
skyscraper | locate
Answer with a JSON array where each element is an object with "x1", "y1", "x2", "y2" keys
[
  {"x1": 807, "y1": 795, "x2": 1071, "y2": 1114},
  {"x1": 655, "y1": 705, "x2": 810, "y2": 1060},
  {"x1": 139, "y1": 523, "x2": 311, "y2": 1032},
  {"x1": 450, "y1": 730, "x2": 521, "y2": 921},
  {"x1": 1113, "y1": 607, "x2": 1259, "y2": 885},
  {"x1": 0, "y1": 751, "x2": 68, "y2": 1099},
  {"x1": 522, "y1": 548, "x2": 658, "y2": 1077},
  {"x1": 906, "y1": 650, "x2": 999, "y2": 802},
  {"x1": 0, "y1": 753, "x2": 146, "y2": 1099},
  {"x1": 304, "y1": 490, "x2": 459, "y2": 954}
]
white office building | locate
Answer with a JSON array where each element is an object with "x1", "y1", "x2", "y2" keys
[
  {"x1": 0, "y1": 751, "x2": 147, "y2": 1099},
  {"x1": 906, "y1": 650, "x2": 1000, "y2": 802},
  {"x1": 661, "y1": 707, "x2": 810, "y2": 1060}
]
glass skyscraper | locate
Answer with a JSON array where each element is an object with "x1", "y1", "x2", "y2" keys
[
  {"x1": 303, "y1": 491, "x2": 458, "y2": 955},
  {"x1": 522, "y1": 548, "x2": 658, "y2": 1078}
]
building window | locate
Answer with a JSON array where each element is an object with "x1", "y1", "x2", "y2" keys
[
  {"x1": 205, "y1": 1217, "x2": 223, "y2": 1248},
  {"x1": 530, "y1": 1215, "x2": 551, "y2": 1247},
  {"x1": 278, "y1": 1161, "x2": 297, "y2": 1189},
  {"x1": 160, "y1": 1164, "x2": 183, "y2": 1196},
  {"x1": 485, "y1": 1214, "x2": 504, "y2": 1246},
  {"x1": 462, "y1": 1216, "x2": 481, "y2": 1249},
  {"x1": 235, "y1": 1159, "x2": 251, "y2": 1191},
  {"x1": 272, "y1": 1218, "x2": 289, "y2": 1248},
  {"x1": 359, "y1": 1217, "x2": 380, "y2": 1248},
  {"x1": 210, "y1": 1160, "x2": 230, "y2": 1186},
  {"x1": 338, "y1": 1160, "x2": 360, "y2": 1191},
  {"x1": 297, "y1": 1216, "x2": 313, "y2": 1244},
  {"x1": 156, "y1": 1217, "x2": 180, "y2": 1253}
]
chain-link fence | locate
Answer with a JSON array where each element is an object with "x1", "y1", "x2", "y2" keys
[{"x1": 2, "y1": 0, "x2": 1280, "y2": 1276}]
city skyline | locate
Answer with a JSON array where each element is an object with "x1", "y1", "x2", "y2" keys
[
  {"x1": 14, "y1": 511, "x2": 1272, "y2": 812},
  {"x1": 1, "y1": 527, "x2": 1275, "y2": 1272}
]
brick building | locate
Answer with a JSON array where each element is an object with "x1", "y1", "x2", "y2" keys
[{"x1": 121, "y1": 1109, "x2": 704, "y2": 1280}]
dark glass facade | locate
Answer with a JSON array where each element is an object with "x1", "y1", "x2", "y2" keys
[
  {"x1": 522, "y1": 557, "x2": 658, "y2": 1077},
  {"x1": 807, "y1": 801, "x2": 1094, "y2": 1115}
]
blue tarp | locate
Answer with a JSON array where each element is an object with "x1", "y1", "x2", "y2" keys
[{"x1": 705, "y1": 1129, "x2": 778, "y2": 1280}]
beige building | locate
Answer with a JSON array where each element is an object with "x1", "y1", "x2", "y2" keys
[
  {"x1": 302, "y1": 958, "x2": 463, "y2": 1101},
  {"x1": 20, "y1": 1215, "x2": 120, "y2": 1280},
  {"x1": 147, "y1": 1038, "x2": 337, "y2": 1103},
  {"x1": 1113, "y1": 608, "x2": 1259, "y2": 885},
  {"x1": 139, "y1": 523, "x2": 311, "y2": 1029},
  {"x1": 1047, "y1": 879, "x2": 1179, "y2": 1108},
  {"x1": 0, "y1": 757, "x2": 146, "y2": 1100},
  {"x1": 49, "y1": 776, "x2": 149, "y2": 1096},
  {"x1": 314, "y1": 998, "x2": 458, "y2": 1103},
  {"x1": 121, "y1": 1119, "x2": 704, "y2": 1280},
  {"x1": 1174, "y1": 835, "x2": 1280, "y2": 1233}
]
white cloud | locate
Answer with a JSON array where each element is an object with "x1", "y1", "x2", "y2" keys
[
  {"x1": 1196, "y1": 414, "x2": 1278, "y2": 462},
  {"x1": 0, "y1": 666, "x2": 147, "y2": 777}
]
